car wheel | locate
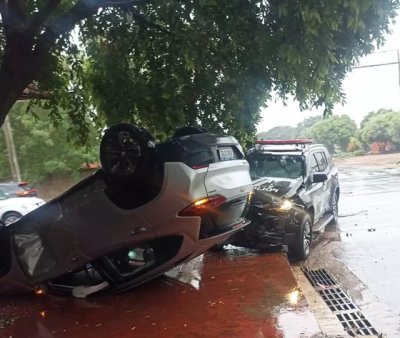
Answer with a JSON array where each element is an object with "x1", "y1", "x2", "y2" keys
[
  {"x1": 100, "y1": 123, "x2": 156, "y2": 184},
  {"x1": 289, "y1": 215, "x2": 312, "y2": 261},
  {"x1": 3, "y1": 212, "x2": 22, "y2": 226},
  {"x1": 330, "y1": 193, "x2": 339, "y2": 225}
]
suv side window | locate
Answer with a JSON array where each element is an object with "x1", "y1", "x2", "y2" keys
[
  {"x1": 309, "y1": 154, "x2": 320, "y2": 175},
  {"x1": 323, "y1": 151, "x2": 334, "y2": 169},
  {"x1": 321, "y1": 152, "x2": 330, "y2": 170},
  {"x1": 314, "y1": 152, "x2": 327, "y2": 172}
]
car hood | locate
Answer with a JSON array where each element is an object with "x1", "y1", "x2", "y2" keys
[
  {"x1": 0, "y1": 197, "x2": 44, "y2": 207},
  {"x1": 252, "y1": 176, "x2": 303, "y2": 203}
]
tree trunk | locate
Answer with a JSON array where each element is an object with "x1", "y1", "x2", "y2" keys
[{"x1": 0, "y1": 43, "x2": 36, "y2": 126}]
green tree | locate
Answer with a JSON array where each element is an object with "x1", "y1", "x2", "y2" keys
[
  {"x1": 311, "y1": 115, "x2": 357, "y2": 153},
  {"x1": 360, "y1": 108, "x2": 394, "y2": 129},
  {"x1": 257, "y1": 126, "x2": 296, "y2": 140},
  {"x1": 295, "y1": 116, "x2": 322, "y2": 138},
  {"x1": 0, "y1": 102, "x2": 99, "y2": 183},
  {"x1": 0, "y1": 1, "x2": 398, "y2": 144},
  {"x1": 360, "y1": 111, "x2": 400, "y2": 151}
]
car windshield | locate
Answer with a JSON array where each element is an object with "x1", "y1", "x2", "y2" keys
[
  {"x1": 0, "y1": 184, "x2": 32, "y2": 196},
  {"x1": 0, "y1": 185, "x2": 21, "y2": 194},
  {"x1": 248, "y1": 154, "x2": 304, "y2": 180}
]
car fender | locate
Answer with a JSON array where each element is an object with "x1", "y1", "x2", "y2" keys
[{"x1": 0, "y1": 207, "x2": 25, "y2": 220}]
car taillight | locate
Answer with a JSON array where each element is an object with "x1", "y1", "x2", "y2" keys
[
  {"x1": 179, "y1": 195, "x2": 226, "y2": 216},
  {"x1": 16, "y1": 191, "x2": 30, "y2": 196}
]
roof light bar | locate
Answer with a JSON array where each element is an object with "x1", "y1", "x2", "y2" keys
[{"x1": 256, "y1": 139, "x2": 313, "y2": 145}]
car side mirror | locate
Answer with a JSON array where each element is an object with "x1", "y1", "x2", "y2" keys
[{"x1": 312, "y1": 173, "x2": 328, "y2": 183}]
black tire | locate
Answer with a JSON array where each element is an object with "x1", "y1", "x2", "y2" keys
[
  {"x1": 289, "y1": 214, "x2": 312, "y2": 261},
  {"x1": 100, "y1": 123, "x2": 156, "y2": 184},
  {"x1": 329, "y1": 193, "x2": 339, "y2": 225},
  {"x1": 3, "y1": 212, "x2": 22, "y2": 226}
]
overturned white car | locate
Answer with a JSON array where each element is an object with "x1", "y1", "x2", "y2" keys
[{"x1": 0, "y1": 124, "x2": 252, "y2": 295}]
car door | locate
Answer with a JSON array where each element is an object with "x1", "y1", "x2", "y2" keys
[
  {"x1": 321, "y1": 150, "x2": 338, "y2": 211},
  {"x1": 304, "y1": 152, "x2": 325, "y2": 223},
  {"x1": 313, "y1": 151, "x2": 331, "y2": 214}
]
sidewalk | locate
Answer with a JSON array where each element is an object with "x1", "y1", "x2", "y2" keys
[{"x1": 0, "y1": 250, "x2": 321, "y2": 338}]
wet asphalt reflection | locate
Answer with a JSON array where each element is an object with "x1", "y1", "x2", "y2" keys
[
  {"x1": 336, "y1": 167, "x2": 400, "y2": 313},
  {"x1": 0, "y1": 251, "x2": 320, "y2": 338},
  {"x1": 306, "y1": 167, "x2": 400, "y2": 336}
]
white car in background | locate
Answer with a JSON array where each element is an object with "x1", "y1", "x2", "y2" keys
[{"x1": 0, "y1": 191, "x2": 45, "y2": 225}]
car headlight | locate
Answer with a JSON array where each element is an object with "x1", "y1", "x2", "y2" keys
[{"x1": 279, "y1": 200, "x2": 293, "y2": 211}]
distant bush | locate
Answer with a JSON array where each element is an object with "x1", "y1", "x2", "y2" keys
[
  {"x1": 333, "y1": 151, "x2": 353, "y2": 159},
  {"x1": 352, "y1": 150, "x2": 365, "y2": 156}
]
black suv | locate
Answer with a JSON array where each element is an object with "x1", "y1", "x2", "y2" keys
[{"x1": 229, "y1": 139, "x2": 339, "y2": 260}]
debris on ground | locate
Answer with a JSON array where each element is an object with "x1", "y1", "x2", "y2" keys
[
  {"x1": 0, "y1": 315, "x2": 19, "y2": 329},
  {"x1": 72, "y1": 281, "x2": 109, "y2": 298}
]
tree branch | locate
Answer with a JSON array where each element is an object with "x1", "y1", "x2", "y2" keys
[
  {"x1": 0, "y1": 0, "x2": 29, "y2": 41},
  {"x1": 29, "y1": 0, "x2": 62, "y2": 36},
  {"x1": 40, "y1": 0, "x2": 146, "y2": 42},
  {"x1": 131, "y1": 11, "x2": 173, "y2": 35}
]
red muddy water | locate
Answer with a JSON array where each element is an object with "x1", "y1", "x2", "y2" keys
[{"x1": 0, "y1": 250, "x2": 320, "y2": 338}]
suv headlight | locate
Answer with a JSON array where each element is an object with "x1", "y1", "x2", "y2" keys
[{"x1": 279, "y1": 200, "x2": 293, "y2": 211}]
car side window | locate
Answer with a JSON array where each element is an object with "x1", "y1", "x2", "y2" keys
[
  {"x1": 0, "y1": 190, "x2": 7, "y2": 200},
  {"x1": 314, "y1": 152, "x2": 327, "y2": 172},
  {"x1": 324, "y1": 151, "x2": 334, "y2": 169},
  {"x1": 309, "y1": 154, "x2": 320, "y2": 175},
  {"x1": 321, "y1": 152, "x2": 331, "y2": 170}
]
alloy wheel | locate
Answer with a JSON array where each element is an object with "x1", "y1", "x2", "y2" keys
[{"x1": 303, "y1": 220, "x2": 312, "y2": 256}]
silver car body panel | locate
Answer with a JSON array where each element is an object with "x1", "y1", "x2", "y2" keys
[{"x1": 0, "y1": 158, "x2": 252, "y2": 293}]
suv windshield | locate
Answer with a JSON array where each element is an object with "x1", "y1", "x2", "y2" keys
[{"x1": 247, "y1": 154, "x2": 304, "y2": 180}]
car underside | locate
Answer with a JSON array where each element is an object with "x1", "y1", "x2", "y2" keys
[{"x1": 0, "y1": 124, "x2": 252, "y2": 295}]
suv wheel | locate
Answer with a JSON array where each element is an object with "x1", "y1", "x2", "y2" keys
[
  {"x1": 290, "y1": 214, "x2": 312, "y2": 261},
  {"x1": 330, "y1": 193, "x2": 339, "y2": 225},
  {"x1": 100, "y1": 123, "x2": 156, "y2": 185}
]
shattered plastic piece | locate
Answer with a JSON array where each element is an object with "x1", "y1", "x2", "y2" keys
[
  {"x1": 72, "y1": 281, "x2": 109, "y2": 298},
  {"x1": 367, "y1": 228, "x2": 376, "y2": 232}
]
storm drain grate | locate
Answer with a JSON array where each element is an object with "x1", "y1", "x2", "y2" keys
[
  {"x1": 303, "y1": 268, "x2": 338, "y2": 287},
  {"x1": 337, "y1": 312, "x2": 378, "y2": 336},
  {"x1": 319, "y1": 288, "x2": 357, "y2": 312},
  {"x1": 302, "y1": 268, "x2": 379, "y2": 337}
]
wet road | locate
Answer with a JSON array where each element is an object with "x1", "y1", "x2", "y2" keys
[
  {"x1": 0, "y1": 250, "x2": 320, "y2": 338},
  {"x1": 305, "y1": 167, "x2": 400, "y2": 336}
]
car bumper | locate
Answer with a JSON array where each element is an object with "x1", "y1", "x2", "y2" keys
[{"x1": 230, "y1": 211, "x2": 300, "y2": 248}]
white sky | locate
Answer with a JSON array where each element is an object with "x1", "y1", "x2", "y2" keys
[{"x1": 257, "y1": 15, "x2": 400, "y2": 132}]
